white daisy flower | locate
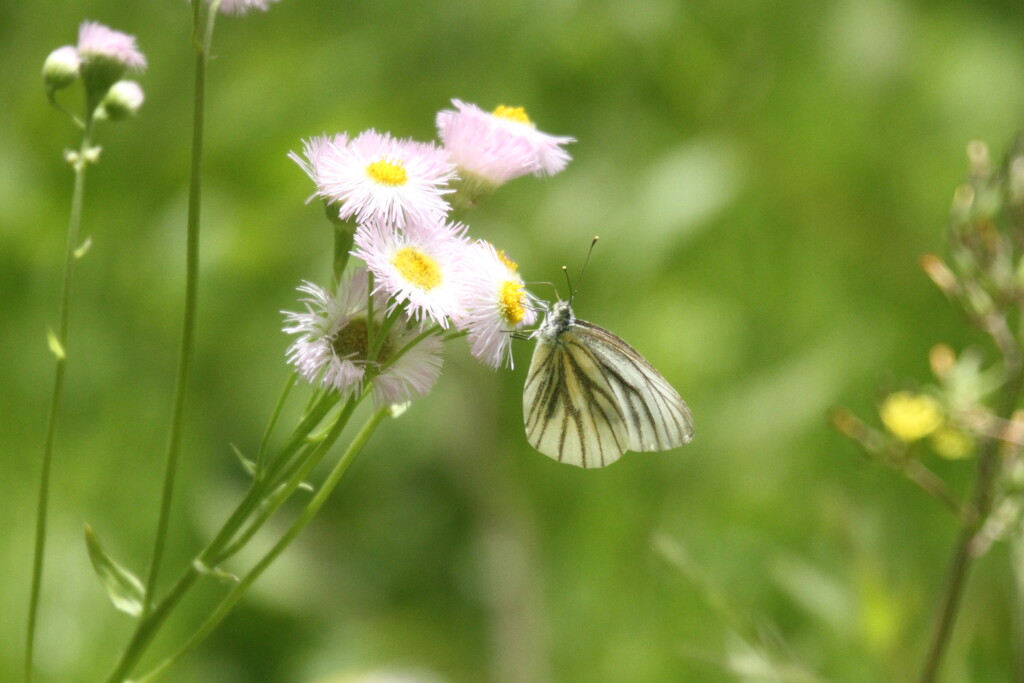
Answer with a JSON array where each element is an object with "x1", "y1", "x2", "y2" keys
[
  {"x1": 352, "y1": 217, "x2": 472, "y2": 329},
  {"x1": 283, "y1": 267, "x2": 445, "y2": 406},
  {"x1": 455, "y1": 241, "x2": 537, "y2": 368},
  {"x1": 315, "y1": 129, "x2": 456, "y2": 228}
]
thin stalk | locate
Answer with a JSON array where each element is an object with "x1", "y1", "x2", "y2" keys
[
  {"x1": 254, "y1": 374, "x2": 297, "y2": 477},
  {"x1": 366, "y1": 271, "x2": 375, "y2": 354},
  {"x1": 918, "y1": 337, "x2": 1024, "y2": 682},
  {"x1": 214, "y1": 395, "x2": 361, "y2": 564},
  {"x1": 105, "y1": 387, "x2": 352, "y2": 681},
  {"x1": 332, "y1": 216, "x2": 354, "y2": 280},
  {"x1": 256, "y1": 390, "x2": 340, "y2": 486},
  {"x1": 25, "y1": 118, "x2": 95, "y2": 683},
  {"x1": 134, "y1": 406, "x2": 390, "y2": 683},
  {"x1": 367, "y1": 305, "x2": 402, "y2": 361},
  {"x1": 142, "y1": 1, "x2": 217, "y2": 617},
  {"x1": 195, "y1": 391, "x2": 340, "y2": 577}
]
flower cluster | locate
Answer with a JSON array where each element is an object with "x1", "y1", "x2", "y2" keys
[
  {"x1": 284, "y1": 101, "x2": 574, "y2": 405},
  {"x1": 43, "y1": 20, "x2": 146, "y2": 121}
]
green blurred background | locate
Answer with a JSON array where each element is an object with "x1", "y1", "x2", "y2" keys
[{"x1": 3, "y1": 0, "x2": 1024, "y2": 680}]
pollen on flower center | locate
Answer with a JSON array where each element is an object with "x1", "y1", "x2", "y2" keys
[
  {"x1": 332, "y1": 317, "x2": 392, "y2": 361},
  {"x1": 366, "y1": 159, "x2": 408, "y2": 186},
  {"x1": 496, "y1": 249, "x2": 519, "y2": 273},
  {"x1": 498, "y1": 280, "x2": 527, "y2": 325},
  {"x1": 392, "y1": 247, "x2": 443, "y2": 291},
  {"x1": 492, "y1": 105, "x2": 532, "y2": 125}
]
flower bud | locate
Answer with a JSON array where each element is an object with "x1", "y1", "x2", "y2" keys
[
  {"x1": 929, "y1": 344, "x2": 956, "y2": 380},
  {"x1": 99, "y1": 80, "x2": 144, "y2": 120},
  {"x1": 42, "y1": 46, "x2": 81, "y2": 91},
  {"x1": 920, "y1": 254, "x2": 958, "y2": 295}
]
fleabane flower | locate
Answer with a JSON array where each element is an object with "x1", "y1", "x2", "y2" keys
[
  {"x1": 77, "y1": 21, "x2": 146, "y2": 71},
  {"x1": 212, "y1": 0, "x2": 281, "y2": 15},
  {"x1": 283, "y1": 267, "x2": 444, "y2": 406},
  {"x1": 315, "y1": 129, "x2": 456, "y2": 228},
  {"x1": 455, "y1": 241, "x2": 537, "y2": 369},
  {"x1": 288, "y1": 133, "x2": 350, "y2": 202},
  {"x1": 437, "y1": 99, "x2": 574, "y2": 204},
  {"x1": 352, "y1": 217, "x2": 471, "y2": 328}
]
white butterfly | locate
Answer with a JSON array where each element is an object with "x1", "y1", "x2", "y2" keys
[{"x1": 523, "y1": 299, "x2": 695, "y2": 468}]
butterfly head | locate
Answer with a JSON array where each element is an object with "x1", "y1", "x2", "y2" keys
[{"x1": 536, "y1": 300, "x2": 575, "y2": 343}]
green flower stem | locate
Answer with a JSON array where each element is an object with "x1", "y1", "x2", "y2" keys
[
  {"x1": 196, "y1": 391, "x2": 341, "y2": 574},
  {"x1": 381, "y1": 324, "x2": 444, "y2": 372},
  {"x1": 366, "y1": 271, "x2": 375, "y2": 354},
  {"x1": 25, "y1": 118, "x2": 95, "y2": 683},
  {"x1": 106, "y1": 394, "x2": 379, "y2": 682},
  {"x1": 213, "y1": 395, "x2": 362, "y2": 564},
  {"x1": 331, "y1": 212, "x2": 354, "y2": 281},
  {"x1": 134, "y1": 405, "x2": 390, "y2": 683},
  {"x1": 368, "y1": 305, "x2": 403, "y2": 361},
  {"x1": 918, "y1": 324, "x2": 1024, "y2": 683},
  {"x1": 255, "y1": 374, "x2": 297, "y2": 477},
  {"x1": 105, "y1": 392, "x2": 354, "y2": 682},
  {"x1": 142, "y1": 0, "x2": 218, "y2": 617},
  {"x1": 257, "y1": 391, "x2": 340, "y2": 486}
]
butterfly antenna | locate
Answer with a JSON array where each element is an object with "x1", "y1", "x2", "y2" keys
[{"x1": 567, "y1": 236, "x2": 599, "y2": 304}]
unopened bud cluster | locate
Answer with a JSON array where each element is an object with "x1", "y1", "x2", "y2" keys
[{"x1": 43, "y1": 21, "x2": 147, "y2": 129}]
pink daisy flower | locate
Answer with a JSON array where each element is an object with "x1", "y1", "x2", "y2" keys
[
  {"x1": 282, "y1": 268, "x2": 445, "y2": 406},
  {"x1": 214, "y1": 0, "x2": 281, "y2": 15},
  {"x1": 352, "y1": 217, "x2": 471, "y2": 329},
  {"x1": 316, "y1": 129, "x2": 456, "y2": 229},
  {"x1": 436, "y1": 99, "x2": 574, "y2": 188},
  {"x1": 455, "y1": 242, "x2": 537, "y2": 369},
  {"x1": 77, "y1": 21, "x2": 147, "y2": 71}
]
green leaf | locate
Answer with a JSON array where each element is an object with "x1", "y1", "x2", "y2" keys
[
  {"x1": 46, "y1": 328, "x2": 66, "y2": 361},
  {"x1": 84, "y1": 524, "x2": 145, "y2": 617}
]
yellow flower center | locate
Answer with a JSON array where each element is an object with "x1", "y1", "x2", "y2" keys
[
  {"x1": 332, "y1": 317, "x2": 391, "y2": 361},
  {"x1": 492, "y1": 105, "x2": 532, "y2": 125},
  {"x1": 879, "y1": 392, "x2": 944, "y2": 442},
  {"x1": 496, "y1": 249, "x2": 519, "y2": 273},
  {"x1": 498, "y1": 280, "x2": 527, "y2": 325},
  {"x1": 366, "y1": 159, "x2": 408, "y2": 186},
  {"x1": 392, "y1": 247, "x2": 442, "y2": 290}
]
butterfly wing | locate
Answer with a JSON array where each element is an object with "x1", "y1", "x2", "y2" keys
[
  {"x1": 524, "y1": 327, "x2": 631, "y2": 468},
  {"x1": 572, "y1": 319, "x2": 695, "y2": 453}
]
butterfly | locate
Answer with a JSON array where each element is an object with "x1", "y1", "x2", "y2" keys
[{"x1": 523, "y1": 299, "x2": 695, "y2": 468}]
